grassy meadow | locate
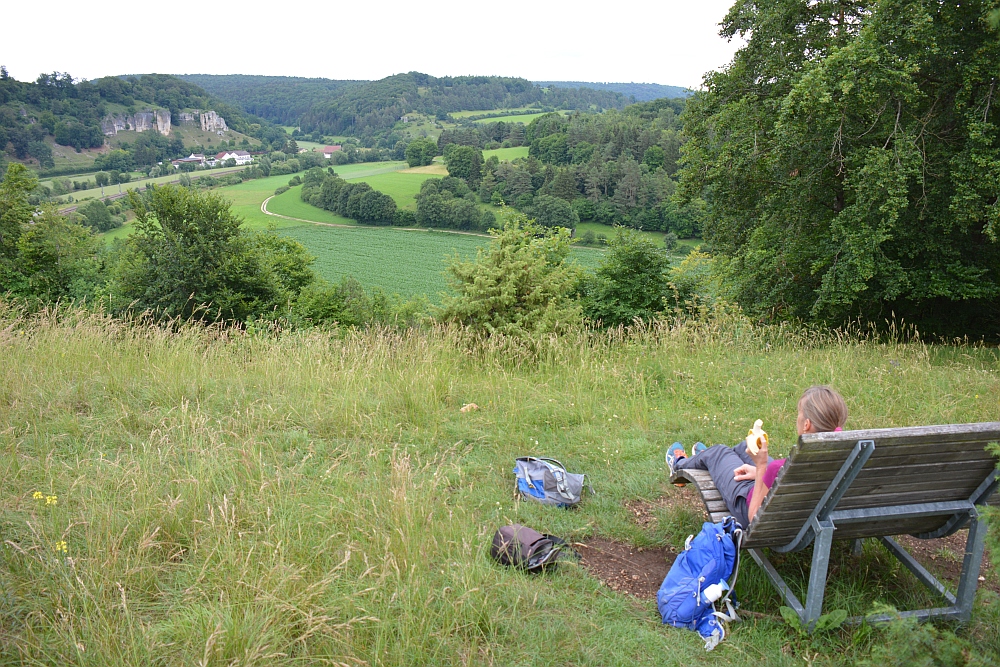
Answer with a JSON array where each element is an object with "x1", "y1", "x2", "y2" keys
[
  {"x1": 2, "y1": 310, "x2": 998, "y2": 666},
  {"x1": 472, "y1": 112, "x2": 567, "y2": 125},
  {"x1": 450, "y1": 107, "x2": 544, "y2": 119},
  {"x1": 483, "y1": 146, "x2": 529, "y2": 161}
]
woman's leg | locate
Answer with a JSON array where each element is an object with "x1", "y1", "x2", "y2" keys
[{"x1": 675, "y1": 444, "x2": 753, "y2": 526}]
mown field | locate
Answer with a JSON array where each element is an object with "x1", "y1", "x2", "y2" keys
[
  {"x1": 450, "y1": 107, "x2": 544, "y2": 119},
  {"x1": 483, "y1": 146, "x2": 529, "y2": 161},
  {"x1": 473, "y1": 111, "x2": 569, "y2": 125},
  {"x1": 2, "y1": 310, "x2": 998, "y2": 666}
]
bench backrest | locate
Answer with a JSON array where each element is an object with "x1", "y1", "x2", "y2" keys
[{"x1": 744, "y1": 422, "x2": 1000, "y2": 550}]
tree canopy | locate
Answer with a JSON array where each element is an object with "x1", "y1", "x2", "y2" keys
[
  {"x1": 680, "y1": 0, "x2": 1000, "y2": 337},
  {"x1": 106, "y1": 186, "x2": 314, "y2": 322}
]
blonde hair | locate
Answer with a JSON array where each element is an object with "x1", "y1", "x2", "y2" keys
[{"x1": 798, "y1": 386, "x2": 848, "y2": 432}]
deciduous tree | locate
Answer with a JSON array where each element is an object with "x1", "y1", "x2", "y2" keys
[{"x1": 680, "y1": 0, "x2": 1000, "y2": 337}]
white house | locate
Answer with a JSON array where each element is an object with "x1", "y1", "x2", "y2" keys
[
  {"x1": 215, "y1": 150, "x2": 254, "y2": 166},
  {"x1": 321, "y1": 145, "x2": 342, "y2": 159}
]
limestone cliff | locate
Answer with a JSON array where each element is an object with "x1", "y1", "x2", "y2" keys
[
  {"x1": 101, "y1": 109, "x2": 172, "y2": 136},
  {"x1": 200, "y1": 110, "x2": 228, "y2": 133}
]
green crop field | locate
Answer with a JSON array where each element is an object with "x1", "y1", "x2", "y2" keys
[
  {"x1": 98, "y1": 164, "x2": 608, "y2": 300},
  {"x1": 279, "y1": 224, "x2": 604, "y2": 299},
  {"x1": 280, "y1": 224, "x2": 487, "y2": 298},
  {"x1": 483, "y1": 146, "x2": 529, "y2": 161}
]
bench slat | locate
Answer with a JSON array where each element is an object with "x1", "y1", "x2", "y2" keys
[
  {"x1": 792, "y1": 445, "x2": 996, "y2": 466},
  {"x1": 772, "y1": 460, "x2": 996, "y2": 485},
  {"x1": 669, "y1": 422, "x2": 1000, "y2": 551}
]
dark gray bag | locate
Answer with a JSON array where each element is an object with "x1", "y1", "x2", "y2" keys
[
  {"x1": 514, "y1": 457, "x2": 588, "y2": 507},
  {"x1": 490, "y1": 524, "x2": 567, "y2": 572}
]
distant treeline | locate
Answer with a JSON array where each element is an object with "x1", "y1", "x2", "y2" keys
[
  {"x1": 300, "y1": 73, "x2": 630, "y2": 139},
  {"x1": 183, "y1": 72, "x2": 632, "y2": 140},
  {"x1": 178, "y1": 75, "x2": 363, "y2": 126},
  {"x1": 534, "y1": 81, "x2": 691, "y2": 102}
]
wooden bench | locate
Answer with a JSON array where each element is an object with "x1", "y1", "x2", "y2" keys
[{"x1": 670, "y1": 422, "x2": 1000, "y2": 630}]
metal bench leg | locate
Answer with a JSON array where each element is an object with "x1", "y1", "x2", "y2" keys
[
  {"x1": 804, "y1": 519, "x2": 835, "y2": 631},
  {"x1": 851, "y1": 539, "x2": 864, "y2": 557},
  {"x1": 748, "y1": 548, "x2": 806, "y2": 620},
  {"x1": 955, "y1": 508, "x2": 987, "y2": 622}
]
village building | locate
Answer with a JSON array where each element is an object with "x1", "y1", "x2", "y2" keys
[
  {"x1": 321, "y1": 145, "x2": 342, "y2": 158},
  {"x1": 215, "y1": 150, "x2": 253, "y2": 165},
  {"x1": 171, "y1": 153, "x2": 206, "y2": 168}
]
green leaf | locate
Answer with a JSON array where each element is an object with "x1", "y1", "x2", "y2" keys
[
  {"x1": 813, "y1": 609, "x2": 848, "y2": 632},
  {"x1": 779, "y1": 606, "x2": 803, "y2": 632}
]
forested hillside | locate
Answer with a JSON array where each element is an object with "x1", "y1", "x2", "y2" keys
[
  {"x1": 0, "y1": 70, "x2": 286, "y2": 173},
  {"x1": 296, "y1": 73, "x2": 629, "y2": 137},
  {"x1": 178, "y1": 75, "x2": 363, "y2": 125},
  {"x1": 422, "y1": 98, "x2": 698, "y2": 234},
  {"x1": 535, "y1": 81, "x2": 691, "y2": 101},
  {"x1": 175, "y1": 73, "x2": 686, "y2": 147}
]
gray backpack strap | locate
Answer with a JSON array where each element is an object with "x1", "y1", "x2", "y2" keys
[{"x1": 537, "y1": 458, "x2": 576, "y2": 503}]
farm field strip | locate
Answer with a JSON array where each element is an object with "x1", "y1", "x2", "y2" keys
[
  {"x1": 450, "y1": 107, "x2": 546, "y2": 119},
  {"x1": 278, "y1": 223, "x2": 603, "y2": 299},
  {"x1": 483, "y1": 147, "x2": 529, "y2": 161},
  {"x1": 471, "y1": 111, "x2": 571, "y2": 124}
]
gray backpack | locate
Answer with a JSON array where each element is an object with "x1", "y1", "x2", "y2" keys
[{"x1": 514, "y1": 457, "x2": 588, "y2": 507}]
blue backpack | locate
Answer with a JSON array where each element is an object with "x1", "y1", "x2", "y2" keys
[{"x1": 657, "y1": 517, "x2": 743, "y2": 651}]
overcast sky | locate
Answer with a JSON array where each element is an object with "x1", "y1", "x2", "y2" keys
[{"x1": 3, "y1": 1, "x2": 741, "y2": 88}]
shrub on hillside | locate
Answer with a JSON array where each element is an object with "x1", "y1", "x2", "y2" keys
[
  {"x1": 104, "y1": 186, "x2": 315, "y2": 322},
  {"x1": 78, "y1": 199, "x2": 121, "y2": 233},
  {"x1": 579, "y1": 228, "x2": 670, "y2": 327},
  {"x1": 292, "y1": 276, "x2": 424, "y2": 328},
  {"x1": 438, "y1": 212, "x2": 582, "y2": 337}
]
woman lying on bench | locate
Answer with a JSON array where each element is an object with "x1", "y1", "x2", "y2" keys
[{"x1": 666, "y1": 386, "x2": 848, "y2": 528}]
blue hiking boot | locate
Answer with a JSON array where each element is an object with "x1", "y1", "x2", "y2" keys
[
  {"x1": 666, "y1": 442, "x2": 686, "y2": 476},
  {"x1": 693, "y1": 442, "x2": 708, "y2": 456}
]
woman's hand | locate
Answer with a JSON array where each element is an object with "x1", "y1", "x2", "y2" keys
[
  {"x1": 748, "y1": 436, "x2": 770, "y2": 468},
  {"x1": 733, "y1": 464, "x2": 757, "y2": 481}
]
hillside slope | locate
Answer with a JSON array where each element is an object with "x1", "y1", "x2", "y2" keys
[
  {"x1": 177, "y1": 74, "x2": 363, "y2": 125},
  {"x1": 0, "y1": 71, "x2": 283, "y2": 175}
]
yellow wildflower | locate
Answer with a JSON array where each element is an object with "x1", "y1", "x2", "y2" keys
[
  {"x1": 45, "y1": 495, "x2": 58, "y2": 506},
  {"x1": 33, "y1": 491, "x2": 44, "y2": 500},
  {"x1": 54, "y1": 541, "x2": 67, "y2": 553}
]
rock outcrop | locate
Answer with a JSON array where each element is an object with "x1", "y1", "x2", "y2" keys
[
  {"x1": 200, "y1": 110, "x2": 228, "y2": 133},
  {"x1": 101, "y1": 109, "x2": 171, "y2": 137}
]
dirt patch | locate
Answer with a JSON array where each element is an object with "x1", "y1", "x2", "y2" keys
[
  {"x1": 894, "y1": 530, "x2": 999, "y2": 595},
  {"x1": 576, "y1": 538, "x2": 675, "y2": 599},
  {"x1": 576, "y1": 488, "x2": 706, "y2": 599},
  {"x1": 624, "y1": 484, "x2": 707, "y2": 528}
]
